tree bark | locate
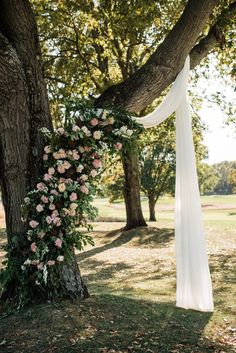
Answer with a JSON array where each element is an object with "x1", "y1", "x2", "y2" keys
[
  {"x1": 121, "y1": 146, "x2": 147, "y2": 229},
  {"x1": 148, "y1": 194, "x2": 156, "y2": 222},
  {"x1": 0, "y1": 0, "x2": 88, "y2": 303}
]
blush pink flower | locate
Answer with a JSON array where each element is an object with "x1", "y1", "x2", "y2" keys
[
  {"x1": 57, "y1": 127, "x2": 65, "y2": 135},
  {"x1": 55, "y1": 238, "x2": 62, "y2": 248},
  {"x1": 50, "y1": 189, "x2": 58, "y2": 195},
  {"x1": 44, "y1": 145, "x2": 51, "y2": 154},
  {"x1": 90, "y1": 169, "x2": 97, "y2": 177},
  {"x1": 69, "y1": 192, "x2": 77, "y2": 201},
  {"x1": 47, "y1": 260, "x2": 55, "y2": 266},
  {"x1": 29, "y1": 220, "x2": 39, "y2": 228},
  {"x1": 52, "y1": 216, "x2": 61, "y2": 226},
  {"x1": 36, "y1": 204, "x2": 44, "y2": 213},
  {"x1": 37, "y1": 262, "x2": 44, "y2": 270},
  {"x1": 43, "y1": 173, "x2": 52, "y2": 181},
  {"x1": 31, "y1": 242, "x2": 37, "y2": 252},
  {"x1": 57, "y1": 165, "x2": 65, "y2": 174},
  {"x1": 46, "y1": 216, "x2": 52, "y2": 224},
  {"x1": 72, "y1": 150, "x2": 80, "y2": 160},
  {"x1": 41, "y1": 195, "x2": 49, "y2": 203},
  {"x1": 43, "y1": 154, "x2": 48, "y2": 161},
  {"x1": 48, "y1": 167, "x2": 55, "y2": 175},
  {"x1": 37, "y1": 182, "x2": 46, "y2": 191},
  {"x1": 84, "y1": 146, "x2": 92, "y2": 152},
  {"x1": 80, "y1": 185, "x2": 89, "y2": 194},
  {"x1": 92, "y1": 159, "x2": 102, "y2": 169},
  {"x1": 114, "y1": 142, "x2": 123, "y2": 150},
  {"x1": 90, "y1": 118, "x2": 99, "y2": 126}
]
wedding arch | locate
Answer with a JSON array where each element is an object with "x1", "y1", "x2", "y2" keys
[{"x1": 1, "y1": 57, "x2": 213, "y2": 312}]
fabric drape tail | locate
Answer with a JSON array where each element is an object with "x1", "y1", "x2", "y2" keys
[
  {"x1": 134, "y1": 56, "x2": 214, "y2": 312},
  {"x1": 175, "y1": 94, "x2": 214, "y2": 312}
]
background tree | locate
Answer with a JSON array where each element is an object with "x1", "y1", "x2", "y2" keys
[
  {"x1": 228, "y1": 167, "x2": 236, "y2": 193},
  {"x1": 213, "y1": 161, "x2": 236, "y2": 194},
  {"x1": 32, "y1": 0, "x2": 236, "y2": 228},
  {"x1": 197, "y1": 163, "x2": 220, "y2": 195}
]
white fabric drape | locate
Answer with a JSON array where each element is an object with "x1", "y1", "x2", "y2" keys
[{"x1": 134, "y1": 56, "x2": 214, "y2": 312}]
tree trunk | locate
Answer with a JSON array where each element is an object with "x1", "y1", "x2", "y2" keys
[
  {"x1": 0, "y1": 0, "x2": 88, "y2": 303},
  {"x1": 121, "y1": 146, "x2": 147, "y2": 230},
  {"x1": 148, "y1": 194, "x2": 156, "y2": 222}
]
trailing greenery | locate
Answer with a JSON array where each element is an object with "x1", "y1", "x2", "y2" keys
[{"x1": 0, "y1": 99, "x2": 144, "y2": 307}]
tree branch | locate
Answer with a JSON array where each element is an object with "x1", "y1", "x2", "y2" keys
[
  {"x1": 95, "y1": 0, "x2": 221, "y2": 112},
  {"x1": 190, "y1": 0, "x2": 236, "y2": 69}
]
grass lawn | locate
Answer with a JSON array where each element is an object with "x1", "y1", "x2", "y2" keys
[{"x1": 0, "y1": 196, "x2": 235, "y2": 353}]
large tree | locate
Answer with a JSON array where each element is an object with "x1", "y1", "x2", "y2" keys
[
  {"x1": 0, "y1": 0, "x2": 235, "y2": 302},
  {"x1": 0, "y1": 0, "x2": 88, "y2": 302}
]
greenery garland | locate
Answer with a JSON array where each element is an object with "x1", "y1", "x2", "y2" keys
[{"x1": 0, "y1": 99, "x2": 143, "y2": 307}]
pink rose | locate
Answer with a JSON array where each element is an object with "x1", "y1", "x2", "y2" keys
[
  {"x1": 50, "y1": 189, "x2": 58, "y2": 195},
  {"x1": 52, "y1": 210, "x2": 59, "y2": 218},
  {"x1": 80, "y1": 185, "x2": 89, "y2": 194},
  {"x1": 114, "y1": 142, "x2": 123, "y2": 150},
  {"x1": 92, "y1": 159, "x2": 102, "y2": 169},
  {"x1": 53, "y1": 217, "x2": 61, "y2": 226},
  {"x1": 31, "y1": 242, "x2": 37, "y2": 252},
  {"x1": 29, "y1": 220, "x2": 39, "y2": 228},
  {"x1": 84, "y1": 146, "x2": 92, "y2": 152},
  {"x1": 90, "y1": 169, "x2": 97, "y2": 177},
  {"x1": 90, "y1": 118, "x2": 99, "y2": 126},
  {"x1": 55, "y1": 238, "x2": 62, "y2": 248},
  {"x1": 72, "y1": 150, "x2": 80, "y2": 160},
  {"x1": 57, "y1": 165, "x2": 65, "y2": 174},
  {"x1": 69, "y1": 192, "x2": 77, "y2": 201},
  {"x1": 37, "y1": 182, "x2": 46, "y2": 191},
  {"x1": 48, "y1": 167, "x2": 55, "y2": 175},
  {"x1": 57, "y1": 127, "x2": 65, "y2": 135},
  {"x1": 44, "y1": 145, "x2": 51, "y2": 154},
  {"x1": 43, "y1": 173, "x2": 52, "y2": 181},
  {"x1": 46, "y1": 216, "x2": 52, "y2": 224},
  {"x1": 41, "y1": 195, "x2": 49, "y2": 203},
  {"x1": 37, "y1": 262, "x2": 44, "y2": 270},
  {"x1": 36, "y1": 204, "x2": 44, "y2": 213},
  {"x1": 47, "y1": 260, "x2": 55, "y2": 266},
  {"x1": 43, "y1": 154, "x2": 48, "y2": 161}
]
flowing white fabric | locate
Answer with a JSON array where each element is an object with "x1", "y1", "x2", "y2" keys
[{"x1": 134, "y1": 56, "x2": 214, "y2": 312}]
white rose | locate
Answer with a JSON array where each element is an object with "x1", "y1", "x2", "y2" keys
[
  {"x1": 57, "y1": 255, "x2": 64, "y2": 262},
  {"x1": 126, "y1": 129, "x2": 133, "y2": 136},
  {"x1": 93, "y1": 130, "x2": 102, "y2": 140},
  {"x1": 81, "y1": 174, "x2": 88, "y2": 181},
  {"x1": 76, "y1": 164, "x2": 84, "y2": 173}
]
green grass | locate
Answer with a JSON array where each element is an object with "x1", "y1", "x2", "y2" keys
[{"x1": 0, "y1": 195, "x2": 235, "y2": 353}]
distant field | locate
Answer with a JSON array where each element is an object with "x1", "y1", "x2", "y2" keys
[{"x1": 92, "y1": 195, "x2": 236, "y2": 229}]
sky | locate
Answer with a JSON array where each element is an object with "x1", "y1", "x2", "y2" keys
[
  {"x1": 199, "y1": 104, "x2": 236, "y2": 164},
  {"x1": 191, "y1": 65, "x2": 236, "y2": 165}
]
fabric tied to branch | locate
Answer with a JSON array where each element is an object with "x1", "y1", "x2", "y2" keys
[{"x1": 134, "y1": 56, "x2": 214, "y2": 312}]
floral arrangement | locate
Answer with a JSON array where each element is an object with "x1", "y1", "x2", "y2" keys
[{"x1": 1, "y1": 99, "x2": 143, "y2": 305}]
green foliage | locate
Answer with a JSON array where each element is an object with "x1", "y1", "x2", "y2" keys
[
  {"x1": 213, "y1": 160, "x2": 236, "y2": 194},
  {"x1": 197, "y1": 163, "x2": 220, "y2": 195},
  {"x1": 0, "y1": 99, "x2": 143, "y2": 307}
]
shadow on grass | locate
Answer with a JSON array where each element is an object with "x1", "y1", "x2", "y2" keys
[
  {"x1": 0, "y1": 294, "x2": 225, "y2": 353},
  {"x1": 78, "y1": 227, "x2": 174, "y2": 261}
]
